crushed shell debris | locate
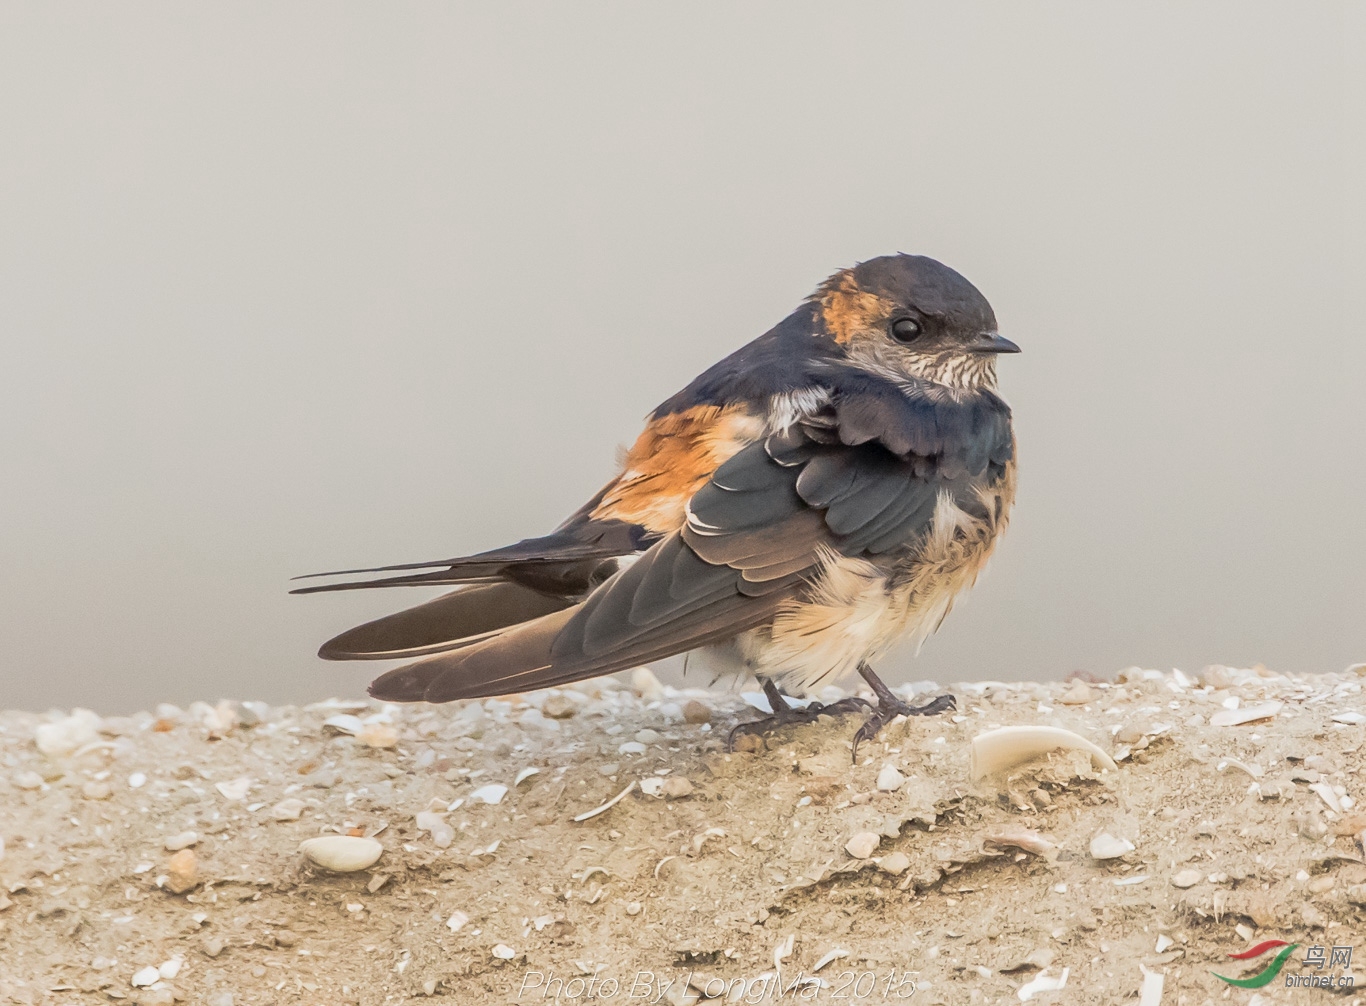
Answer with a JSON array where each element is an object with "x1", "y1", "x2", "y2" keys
[{"x1": 1, "y1": 663, "x2": 1364, "y2": 1002}]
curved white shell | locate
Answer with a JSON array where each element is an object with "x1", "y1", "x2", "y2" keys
[
  {"x1": 970, "y1": 725, "x2": 1118, "y2": 780},
  {"x1": 298, "y1": 835, "x2": 383, "y2": 872}
]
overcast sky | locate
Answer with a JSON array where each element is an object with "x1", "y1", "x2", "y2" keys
[{"x1": 1, "y1": 3, "x2": 1362, "y2": 713}]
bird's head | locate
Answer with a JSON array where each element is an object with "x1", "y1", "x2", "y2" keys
[{"x1": 813, "y1": 253, "x2": 1018, "y2": 392}]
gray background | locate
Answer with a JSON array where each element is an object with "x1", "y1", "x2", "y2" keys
[{"x1": 2, "y1": 4, "x2": 1362, "y2": 714}]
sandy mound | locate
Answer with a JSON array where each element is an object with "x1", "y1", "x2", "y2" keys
[{"x1": 2, "y1": 664, "x2": 1364, "y2": 1005}]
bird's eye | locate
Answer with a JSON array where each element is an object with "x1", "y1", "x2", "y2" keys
[{"x1": 890, "y1": 317, "x2": 922, "y2": 343}]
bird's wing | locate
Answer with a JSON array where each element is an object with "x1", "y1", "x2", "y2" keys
[{"x1": 367, "y1": 382, "x2": 1013, "y2": 701}]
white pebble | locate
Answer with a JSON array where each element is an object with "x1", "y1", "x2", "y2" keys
[
  {"x1": 635, "y1": 729, "x2": 662, "y2": 744},
  {"x1": 1089, "y1": 833, "x2": 1135, "y2": 860},
  {"x1": 34, "y1": 708, "x2": 102, "y2": 758},
  {"x1": 271, "y1": 798, "x2": 305, "y2": 821},
  {"x1": 15, "y1": 771, "x2": 43, "y2": 790},
  {"x1": 617, "y1": 741, "x2": 647, "y2": 755},
  {"x1": 298, "y1": 835, "x2": 383, "y2": 873},
  {"x1": 491, "y1": 943, "x2": 516, "y2": 960},
  {"x1": 158, "y1": 958, "x2": 183, "y2": 979},
  {"x1": 164, "y1": 831, "x2": 198, "y2": 852},
  {"x1": 845, "y1": 831, "x2": 880, "y2": 859},
  {"x1": 128, "y1": 772, "x2": 147, "y2": 789},
  {"x1": 131, "y1": 966, "x2": 161, "y2": 987},
  {"x1": 876, "y1": 764, "x2": 906, "y2": 792},
  {"x1": 447, "y1": 910, "x2": 469, "y2": 932}
]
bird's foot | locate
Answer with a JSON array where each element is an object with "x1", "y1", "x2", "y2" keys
[
  {"x1": 850, "y1": 663, "x2": 956, "y2": 761},
  {"x1": 727, "y1": 678, "x2": 872, "y2": 752}
]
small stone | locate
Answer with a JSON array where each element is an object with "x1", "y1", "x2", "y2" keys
[
  {"x1": 82, "y1": 780, "x2": 112, "y2": 800},
  {"x1": 357, "y1": 723, "x2": 399, "y2": 748},
  {"x1": 128, "y1": 771, "x2": 148, "y2": 788},
  {"x1": 1301, "y1": 903, "x2": 1327, "y2": 928},
  {"x1": 1345, "y1": 884, "x2": 1366, "y2": 906},
  {"x1": 447, "y1": 910, "x2": 469, "y2": 932},
  {"x1": 206, "y1": 993, "x2": 234, "y2": 1006},
  {"x1": 165, "y1": 849, "x2": 198, "y2": 894},
  {"x1": 597, "y1": 762, "x2": 620, "y2": 777},
  {"x1": 618, "y1": 741, "x2": 647, "y2": 755},
  {"x1": 876, "y1": 764, "x2": 906, "y2": 792},
  {"x1": 845, "y1": 831, "x2": 880, "y2": 859},
  {"x1": 491, "y1": 943, "x2": 516, "y2": 960},
  {"x1": 164, "y1": 831, "x2": 198, "y2": 852},
  {"x1": 299, "y1": 835, "x2": 384, "y2": 872},
  {"x1": 878, "y1": 852, "x2": 910, "y2": 876},
  {"x1": 635, "y1": 728, "x2": 662, "y2": 744},
  {"x1": 1089, "y1": 833, "x2": 1135, "y2": 860},
  {"x1": 682, "y1": 700, "x2": 712, "y2": 724},
  {"x1": 626, "y1": 901, "x2": 643, "y2": 916},
  {"x1": 1171, "y1": 869, "x2": 1202, "y2": 889},
  {"x1": 273, "y1": 930, "x2": 297, "y2": 948},
  {"x1": 131, "y1": 965, "x2": 160, "y2": 987},
  {"x1": 367, "y1": 873, "x2": 390, "y2": 894},
  {"x1": 660, "y1": 777, "x2": 693, "y2": 799},
  {"x1": 271, "y1": 798, "x2": 306, "y2": 821},
  {"x1": 202, "y1": 935, "x2": 225, "y2": 958},
  {"x1": 541, "y1": 694, "x2": 577, "y2": 719},
  {"x1": 1307, "y1": 875, "x2": 1334, "y2": 894},
  {"x1": 732, "y1": 733, "x2": 764, "y2": 754},
  {"x1": 34, "y1": 708, "x2": 103, "y2": 757},
  {"x1": 1058, "y1": 681, "x2": 1095, "y2": 705},
  {"x1": 15, "y1": 770, "x2": 43, "y2": 790},
  {"x1": 158, "y1": 958, "x2": 182, "y2": 979}
]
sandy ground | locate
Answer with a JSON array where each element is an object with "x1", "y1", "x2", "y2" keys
[{"x1": 3, "y1": 663, "x2": 1366, "y2": 1006}]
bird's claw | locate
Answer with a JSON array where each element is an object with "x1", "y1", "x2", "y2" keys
[
  {"x1": 726, "y1": 696, "x2": 873, "y2": 752},
  {"x1": 850, "y1": 692, "x2": 956, "y2": 761}
]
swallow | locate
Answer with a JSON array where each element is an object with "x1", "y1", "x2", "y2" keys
[{"x1": 295, "y1": 253, "x2": 1018, "y2": 755}]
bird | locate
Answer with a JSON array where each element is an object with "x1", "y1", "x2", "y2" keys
[{"x1": 295, "y1": 253, "x2": 1019, "y2": 755}]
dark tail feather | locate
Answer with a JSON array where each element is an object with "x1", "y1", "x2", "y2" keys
[
  {"x1": 291, "y1": 530, "x2": 640, "y2": 594},
  {"x1": 317, "y1": 581, "x2": 577, "y2": 660},
  {"x1": 291, "y1": 565, "x2": 506, "y2": 594},
  {"x1": 366, "y1": 592, "x2": 779, "y2": 704}
]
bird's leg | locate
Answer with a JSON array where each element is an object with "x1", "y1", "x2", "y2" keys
[
  {"x1": 727, "y1": 677, "x2": 872, "y2": 752},
  {"x1": 850, "y1": 663, "x2": 956, "y2": 761}
]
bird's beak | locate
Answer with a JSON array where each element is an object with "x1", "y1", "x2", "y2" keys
[{"x1": 973, "y1": 331, "x2": 1021, "y2": 354}]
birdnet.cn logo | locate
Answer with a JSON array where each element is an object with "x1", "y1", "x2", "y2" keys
[{"x1": 1212, "y1": 939, "x2": 1355, "y2": 989}]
